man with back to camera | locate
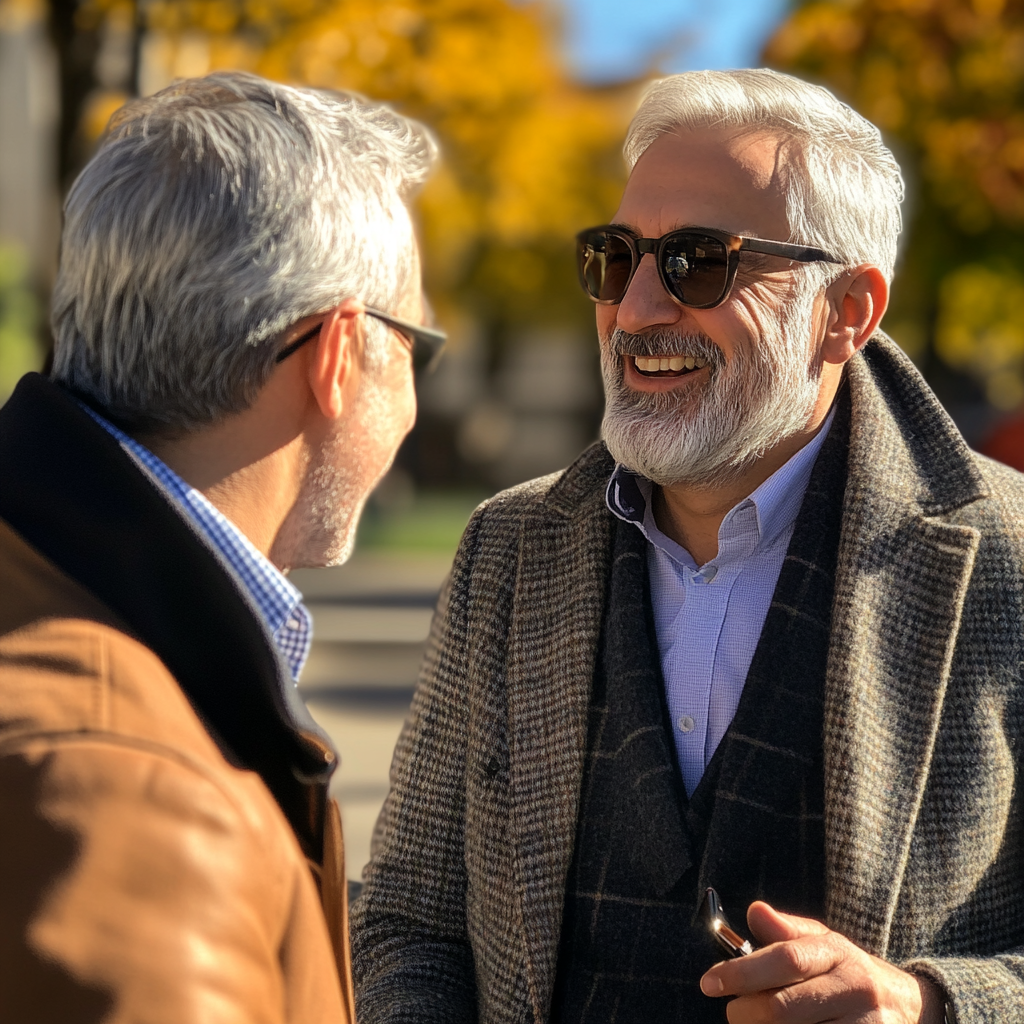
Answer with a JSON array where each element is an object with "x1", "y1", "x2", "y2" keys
[
  {"x1": 351, "y1": 69, "x2": 1024, "y2": 1023},
  {"x1": 0, "y1": 70, "x2": 444, "y2": 1022}
]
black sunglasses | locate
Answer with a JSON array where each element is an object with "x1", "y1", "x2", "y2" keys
[
  {"x1": 275, "y1": 306, "x2": 447, "y2": 372},
  {"x1": 576, "y1": 224, "x2": 841, "y2": 310}
]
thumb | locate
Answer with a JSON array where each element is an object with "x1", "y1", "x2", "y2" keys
[{"x1": 747, "y1": 901, "x2": 830, "y2": 946}]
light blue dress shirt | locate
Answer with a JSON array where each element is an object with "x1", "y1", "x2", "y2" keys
[
  {"x1": 82, "y1": 405, "x2": 313, "y2": 682},
  {"x1": 606, "y1": 408, "x2": 834, "y2": 796}
]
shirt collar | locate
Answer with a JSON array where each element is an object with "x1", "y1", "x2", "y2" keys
[
  {"x1": 606, "y1": 404, "x2": 836, "y2": 569},
  {"x1": 79, "y1": 404, "x2": 312, "y2": 681}
]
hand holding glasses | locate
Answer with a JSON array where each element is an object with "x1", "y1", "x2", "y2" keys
[
  {"x1": 576, "y1": 224, "x2": 840, "y2": 310},
  {"x1": 702, "y1": 887, "x2": 758, "y2": 959}
]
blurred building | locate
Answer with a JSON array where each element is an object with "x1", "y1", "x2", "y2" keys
[
  {"x1": 0, "y1": 1, "x2": 58, "y2": 280},
  {"x1": 410, "y1": 323, "x2": 602, "y2": 489},
  {"x1": 0, "y1": 1, "x2": 57, "y2": 395}
]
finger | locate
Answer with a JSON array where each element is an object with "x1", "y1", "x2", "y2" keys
[
  {"x1": 724, "y1": 974, "x2": 865, "y2": 1024},
  {"x1": 701, "y1": 932, "x2": 846, "y2": 998},
  {"x1": 747, "y1": 901, "x2": 831, "y2": 946}
]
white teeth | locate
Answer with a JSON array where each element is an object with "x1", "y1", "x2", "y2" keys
[{"x1": 632, "y1": 354, "x2": 709, "y2": 373}]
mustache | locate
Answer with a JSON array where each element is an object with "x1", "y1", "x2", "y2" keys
[{"x1": 607, "y1": 328, "x2": 726, "y2": 368}]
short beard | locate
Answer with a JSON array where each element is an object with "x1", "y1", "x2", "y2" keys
[
  {"x1": 600, "y1": 276, "x2": 824, "y2": 489},
  {"x1": 275, "y1": 374, "x2": 394, "y2": 569}
]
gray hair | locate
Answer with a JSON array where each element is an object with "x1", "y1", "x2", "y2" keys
[
  {"x1": 51, "y1": 71, "x2": 438, "y2": 431},
  {"x1": 625, "y1": 69, "x2": 904, "y2": 284}
]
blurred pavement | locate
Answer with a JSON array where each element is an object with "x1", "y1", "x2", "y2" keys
[{"x1": 291, "y1": 552, "x2": 452, "y2": 881}]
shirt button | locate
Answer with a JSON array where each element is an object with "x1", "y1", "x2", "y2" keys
[
  {"x1": 703, "y1": 566, "x2": 718, "y2": 582},
  {"x1": 677, "y1": 715, "x2": 695, "y2": 734}
]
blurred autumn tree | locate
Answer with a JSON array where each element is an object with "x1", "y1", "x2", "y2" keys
[
  {"x1": 44, "y1": 0, "x2": 632, "y2": 485},
  {"x1": 766, "y1": 0, "x2": 1024, "y2": 417},
  {"x1": 65, "y1": 0, "x2": 631, "y2": 343}
]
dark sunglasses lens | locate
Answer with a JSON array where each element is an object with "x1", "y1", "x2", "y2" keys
[
  {"x1": 577, "y1": 230, "x2": 635, "y2": 303},
  {"x1": 661, "y1": 233, "x2": 730, "y2": 307}
]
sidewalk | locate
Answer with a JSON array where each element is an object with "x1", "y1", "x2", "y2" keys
[{"x1": 291, "y1": 551, "x2": 454, "y2": 880}]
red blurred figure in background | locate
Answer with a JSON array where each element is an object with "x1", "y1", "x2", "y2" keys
[{"x1": 982, "y1": 411, "x2": 1024, "y2": 472}]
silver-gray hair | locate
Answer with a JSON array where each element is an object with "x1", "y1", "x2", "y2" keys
[
  {"x1": 51, "y1": 71, "x2": 438, "y2": 431},
  {"x1": 625, "y1": 68, "x2": 904, "y2": 284}
]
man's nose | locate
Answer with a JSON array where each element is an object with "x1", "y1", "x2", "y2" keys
[{"x1": 613, "y1": 252, "x2": 685, "y2": 336}]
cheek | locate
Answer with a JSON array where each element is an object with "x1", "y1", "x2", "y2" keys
[
  {"x1": 595, "y1": 305, "x2": 617, "y2": 341},
  {"x1": 389, "y1": 367, "x2": 416, "y2": 439},
  {"x1": 403, "y1": 378, "x2": 417, "y2": 433},
  {"x1": 728, "y1": 288, "x2": 776, "y2": 339}
]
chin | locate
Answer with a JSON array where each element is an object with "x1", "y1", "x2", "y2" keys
[
  {"x1": 272, "y1": 494, "x2": 364, "y2": 571},
  {"x1": 316, "y1": 529, "x2": 358, "y2": 569},
  {"x1": 283, "y1": 515, "x2": 361, "y2": 570}
]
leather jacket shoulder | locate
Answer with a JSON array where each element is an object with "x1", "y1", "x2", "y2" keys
[{"x1": 0, "y1": 516, "x2": 351, "y2": 1023}]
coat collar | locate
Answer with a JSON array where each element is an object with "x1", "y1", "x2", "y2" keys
[
  {"x1": 0, "y1": 374, "x2": 336, "y2": 861},
  {"x1": 843, "y1": 333, "x2": 987, "y2": 516},
  {"x1": 823, "y1": 335, "x2": 986, "y2": 955}
]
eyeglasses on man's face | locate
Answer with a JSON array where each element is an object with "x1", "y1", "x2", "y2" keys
[
  {"x1": 576, "y1": 224, "x2": 841, "y2": 310},
  {"x1": 275, "y1": 307, "x2": 447, "y2": 373}
]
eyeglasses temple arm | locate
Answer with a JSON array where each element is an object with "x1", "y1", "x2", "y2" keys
[
  {"x1": 275, "y1": 323, "x2": 322, "y2": 363},
  {"x1": 363, "y1": 306, "x2": 447, "y2": 347},
  {"x1": 740, "y1": 237, "x2": 842, "y2": 264}
]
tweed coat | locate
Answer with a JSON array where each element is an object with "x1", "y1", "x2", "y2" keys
[{"x1": 351, "y1": 334, "x2": 1024, "y2": 1024}]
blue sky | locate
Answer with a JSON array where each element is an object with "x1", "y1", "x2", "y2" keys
[{"x1": 556, "y1": 0, "x2": 792, "y2": 83}]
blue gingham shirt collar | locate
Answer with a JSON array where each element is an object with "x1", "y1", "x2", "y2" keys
[
  {"x1": 80, "y1": 405, "x2": 312, "y2": 682},
  {"x1": 606, "y1": 405, "x2": 836, "y2": 571}
]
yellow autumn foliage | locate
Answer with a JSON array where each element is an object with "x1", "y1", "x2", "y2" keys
[
  {"x1": 767, "y1": 0, "x2": 1024, "y2": 231},
  {"x1": 767, "y1": 0, "x2": 1024, "y2": 408},
  {"x1": 80, "y1": 0, "x2": 633, "y2": 337},
  {"x1": 936, "y1": 263, "x2": 1024, "y2": 406}
]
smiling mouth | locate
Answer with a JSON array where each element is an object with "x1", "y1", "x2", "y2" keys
[{"x1": 628, "y1": 354, "x2": 710, "y2": 378}]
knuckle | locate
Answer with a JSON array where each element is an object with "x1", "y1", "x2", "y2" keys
[{"x1": 780, "y1": 941, "x2": 811, "y2": 976}]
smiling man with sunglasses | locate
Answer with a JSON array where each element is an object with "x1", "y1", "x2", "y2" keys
[
  {"x1": 0, "y1": 72, "x2": 442, "y2": 1022},
  {"x1": 353, "y1": 69, "x2": 1024, "y2": 1024}
]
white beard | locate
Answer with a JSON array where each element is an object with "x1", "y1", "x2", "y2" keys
[{"x1": 600, "y1": 278, "x2": 824, "y2": 489}]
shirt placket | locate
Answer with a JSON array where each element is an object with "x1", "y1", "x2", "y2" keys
[{"x1": 662, "y1": 561, "x2": 734, "y2": 797}]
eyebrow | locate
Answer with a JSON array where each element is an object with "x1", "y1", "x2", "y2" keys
[{"x1": 609, "y1": 222, "x2": 765, "y2": 239}]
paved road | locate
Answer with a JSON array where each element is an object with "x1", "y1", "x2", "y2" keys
[{"x1": 291, "y1": 552, "x2": 453, "y2": 881}]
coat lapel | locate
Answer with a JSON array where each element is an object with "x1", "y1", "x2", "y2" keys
[
  {"x1": 823, "y1": 337, "x2": 986, "y2": 955},
  {"x1": 504, "y1": 446, "x2": 614, "y2": 1021}
]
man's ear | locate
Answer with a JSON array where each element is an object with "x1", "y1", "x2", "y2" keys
[
  {"x1": 820, "y1": 264, "x2": 889, "y2": 366},
  {"x1": 308, "y1": 298, "x2": 365, "y2": 420}
]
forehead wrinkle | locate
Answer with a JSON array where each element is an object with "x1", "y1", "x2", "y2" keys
[
  {"x1": 608, "y1": 219, "x2": 709, "y2": 236},
  {"x1": 617, "y1": 129, "x2": 791, "y2": 240}
]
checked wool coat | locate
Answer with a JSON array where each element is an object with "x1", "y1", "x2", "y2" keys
[{"x1": 351, "y1": 335, "x2": 1024, "y2": 1024}]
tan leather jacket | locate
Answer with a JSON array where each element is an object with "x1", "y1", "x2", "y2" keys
[{"x1": 0, "y1": 375, "x2": 355, "y2": 1023}]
